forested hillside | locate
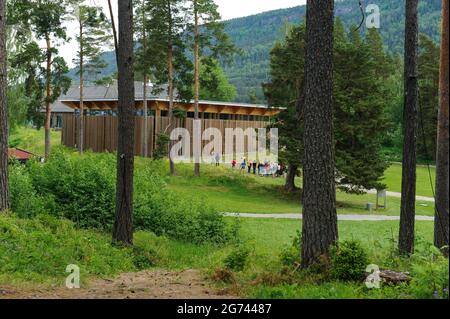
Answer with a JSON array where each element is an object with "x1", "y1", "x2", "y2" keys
[{"x1": 68, "y1": 0, "x2": 442, "y2": 103}]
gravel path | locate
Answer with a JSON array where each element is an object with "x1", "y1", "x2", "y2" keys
[
  {"x1": 366, "y1": 189, "x2": 435, "y2": 202},
  {"x1": 223, "y1": 212, "x2": 434, "y2": 221}
]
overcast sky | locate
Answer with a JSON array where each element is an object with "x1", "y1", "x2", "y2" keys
[{"x1": 58, "y1": 0, "x2": 306, "y2": 68}]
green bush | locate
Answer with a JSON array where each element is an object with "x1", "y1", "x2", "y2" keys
[
  {"x1": 134, "y1": 166, "x2": 233, "y2": 244},
  {"x1": 223, "y1": 246, "x2": 250, "y2": 271},
  {"x1": 9, "y1": 163, "x2": 56, "y2": 218},
  {"x1": 409, "y1": 239, "x2": 449, "y2": 299},
  {"x1": 279, "y1": 230, "x2": 301, "y2": 267},
  {"x1": 10, "y1": 148, "x2": 233, "y2": 244},
  {"x1": 330, "y1": 240, "x2": 369, "y2": 281},
  {"x1": 28, "y1": 150, "x2": 116, "y2": 230}
]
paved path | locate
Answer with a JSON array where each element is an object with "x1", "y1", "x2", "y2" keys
[
  {"x1": 366, "y1": 189, "x2": 435, "y2": 202},
  {"x1": 222, "y1": 212, "x2": 434, "y2": 221}
]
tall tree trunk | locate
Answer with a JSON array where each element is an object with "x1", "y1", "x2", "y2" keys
[
  {"x1": 44, "y1": 35, "x2": 52, "y2": 160},
  {"x1": 0, "y1": 0, "x2": 9, "y2": 212},
  {"x1": 284, "y1": 163, "x2": 297, "y2": 193},
  {"x1": 435, "y1": 0, "x2": 449, "y2": 257},
  {"x1": 399, "y1": 0, "x2": 419, "y2": 256},
  {"x1": 168, "y1": 6, "x2": 176, "y2": 176},
  {"x1": 113, "y1": 0, "x2": 135, "y2": 246},
  {"x1": 193, "y1": 3, "x2": 200, "y2": 177},
  {"x1": 142, "y1": 3, "x2": 148, "y2": 158},
  {"x1": 79, "y1": 19, "x2": 84, "y2": 154},
  {"x1": 300, "y1": 0, "x2": 338, "y2": 269}
]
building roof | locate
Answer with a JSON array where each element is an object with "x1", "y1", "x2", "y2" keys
[
  {"x1": 56, "y1": 81, "x2": 282, "y2": 116},
  {"x1": 8, "y1": 148, "x2": 35, "y2": 161}
]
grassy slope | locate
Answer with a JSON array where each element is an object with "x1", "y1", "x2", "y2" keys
[
  {"x1": 165, "y1": 163, "x2": 434, "y2": 216},
  {"x1": 9, "y1": 127, "x2": 61, "y2": 156},
  {"x1": 382, "y1": 163, "x2": 436, "y2": 198}
]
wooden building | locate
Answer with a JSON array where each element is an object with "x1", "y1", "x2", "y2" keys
[{"x1": 58, "y1": 81, "x2": 282, "y2": 157}]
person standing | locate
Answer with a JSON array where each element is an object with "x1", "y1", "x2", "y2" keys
[
  {"x1": 252, "y1": 160, "x2": 257, "y2": 174},
  {"x1": 215, "y1": 152, "x2": 221, "y2": 167}
]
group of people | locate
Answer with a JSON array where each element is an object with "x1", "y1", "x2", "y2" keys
[{"x1": 232, "y1": 157, "x2": 285, "y2": 177}]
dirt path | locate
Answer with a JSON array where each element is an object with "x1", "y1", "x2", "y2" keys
[{"x1": 0, "y1": 269, "x2": 236, "y2": 299}]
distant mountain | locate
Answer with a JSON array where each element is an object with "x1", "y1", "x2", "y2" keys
[{"x1": 68, "y1": 0, "x2": 442, "y2": 103}]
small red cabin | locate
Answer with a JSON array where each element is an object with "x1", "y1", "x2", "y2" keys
[{"x1": 8, "y1": 148, "x2": 35, "y2": 163}]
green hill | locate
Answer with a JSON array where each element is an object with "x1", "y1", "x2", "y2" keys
[{"x1": 68, "y1": 0, "x2": 442, "y2": 103}]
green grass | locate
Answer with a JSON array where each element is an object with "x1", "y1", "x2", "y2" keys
[
  {"x1": 163, "y1": 162, "x2": 434, "y2": 216},
  {"x1": 382, "y1": 163, "x2": 436, "y2": 198},
  {"x1": 9, "y1": 126, "x2": 61, "y2": 156},
  {"x1": 0, "y1": 213, "x2": 137, "y2": 286}
]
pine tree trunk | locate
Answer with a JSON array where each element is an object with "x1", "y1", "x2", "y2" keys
[
  {"x1": 0, "y1": 0, "x2": 9, "y2": 212},
  {"x1": 113, "y1": 0, "x2": 135, "y2": 246},
  {"x1": 193, "y1": 3, "x2": 200, "y2": 177},
  {"x1": 435, "y1": 0, "x2": 449, "y2": 257},
  {"x1": 284, "y1": 163, "x2": 297, "y2": 193},
  {"x1": 301, "y1": 0, "x2": 338, "y2": 269},
  {"x1": 399, "y1": 0, "x2": 419, "y2": 256},
  {"x1": 79, "y1": 20, "x2": 84, "y2": 154},
  {"x1": 142, "y1": 2, "x2": 148, "y2": 158},
  {"x1": 44, "y1": 35, "x2": 52, "y2": 160},
  {"x1": 168, "y1": 0, "x2": 176, "y2": 176}
]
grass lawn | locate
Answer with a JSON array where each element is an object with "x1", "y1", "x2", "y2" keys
[
  {"x1": 164, "y1": 162, "x2": 435, "y2": 216},
  {"x1": 382, "y1": 163, "x2": 436, "y2": 198},
  {"x1": 9, "y1": 127, "x2": 61, "y2": 156}
]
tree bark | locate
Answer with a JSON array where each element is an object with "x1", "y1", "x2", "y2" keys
[
  {"x1": 193, "y1": 2, "x2": 200, "y2": 177},
  {"x1": 44, "y1": 35, "x2": 52, "y2": 160},
  {"x1": 79, "y1": 19, "x2": 84, "y2": 154},
  {"x1": 284, "y1": 163, "x2": 297, "y2": 193},
  {"x1": 435, "y1": 0, "x2": 449, "y2": 257},
  {"x1": 167, "y1": 1, "x2": 176, "y2": 176},
  {"x1": 0, "y1": 0, "x2": 9, "y2": 212},
  {"x1": 142, "y1": 2, "x2": 148, "y2": 158},
  {"x1": 113, "y1": 0, "x2": 135, "y2": 246},
  {"x1": 300, "y1": 0, "x2": 338, "y2": 268},
  {"x1": 399, "y1": 0, "x2": 419, "y2": 256}
]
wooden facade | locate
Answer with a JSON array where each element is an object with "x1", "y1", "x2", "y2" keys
[{"x1": 61, "y1": 114, "x2": 270, "y2": 158}]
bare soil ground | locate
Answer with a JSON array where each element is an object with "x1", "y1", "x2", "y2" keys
[{"x1": 0, "y1": 269, "x2": 236, "y2": 299}]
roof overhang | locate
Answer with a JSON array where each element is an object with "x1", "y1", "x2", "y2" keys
[{"x1": 60, "y1": 98, "x2": 283, "y2": 117}]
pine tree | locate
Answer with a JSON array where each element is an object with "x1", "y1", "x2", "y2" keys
[
  {"x1": 417, "y1": 33, "x2": 440, "y2": 161},
  {"x1": 11, "y1": 0, "x2": 72, "y2": 160},
  {"x1": 301, "y1": 0, "x2": 338, "y2": 268},
  {"x1": 113, "y1": 0, "x2": 135, "y2": 246},
  {"x1": 70, "y1": 2, "x2": 112, "y2": 154},
  {"x1": 135, "y1": 0, "x2": 191, "y2": 174},
  {"x1": 334, "y1": 24, "x2": 390, "y2": 193},
  {"x1": 0, "y1": 0, "x2": 9, "y2": 212},
  {"x1": 264, "y1": 19, "x2": 391, "y2": 194},
  {"x1": 187, "y1": 0, "x2": 236, "y2": 176},
  {"x1": 435, "y1": 0, "x2": 449, "y2": 257},
  {"x1": 263, "y1": 23, "x2": 306, "y2": 193},
  {"x1": 399, "y1": 0, "x2": 419, "y2": 256}
]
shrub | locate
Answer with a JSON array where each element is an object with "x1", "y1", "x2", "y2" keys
[
  {"x1": 330, "y1": 240, "x2": 369, "y2": 281},
  {"x1": 409, "y1": 239, "x2": 449, "y2": 299},
  {"x1": 17, "y1": 149, "x2": 233, "y2": 244},
  {"x1": 131, "y1": 245, "x2": 159, "y2": 270},
  {"x1": 9, "y1": 163, "x2": 56, "y2": 218},
  {"x1": 134, "y1": 165, "x2": 234, "y2": 244},
  {"x1": 223, "y1": 246, "x2": 250, "y2": 271},
  {"x1": 279, "y1": 230, "x2": 301, "y2": 267},
  {"x1": 28, "y1": 149, "x2": 116, "y2": 230}
]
